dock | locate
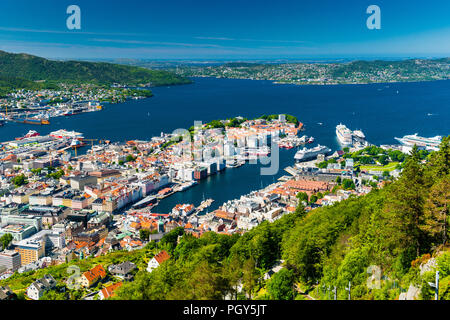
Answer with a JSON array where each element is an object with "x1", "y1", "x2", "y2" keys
[{"x1": 194, "y1": 199, "x2": 214, "y2": 214}]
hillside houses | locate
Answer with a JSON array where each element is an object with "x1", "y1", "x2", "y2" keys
[
  {"x1": 26, "y1": 274, "x2": 56, "y2": 300},
  {"x1": 147, "y1": 250, "x2": 170, "y2": 273},
  {"x1": 80, "y1": 264, "x2": 107, "y2": 288}
]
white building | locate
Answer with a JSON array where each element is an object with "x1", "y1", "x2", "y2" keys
[
  {"x1": 26, "y1": 274, "x2": 56, "y2": 300},
  {"x1": 146, "y1": 251, "x2": 170, "y2": 273}
]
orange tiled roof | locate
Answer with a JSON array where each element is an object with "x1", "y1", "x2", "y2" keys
[
  {"x1": 154, "y1": 250, "x2": 170, "y2": 264},
  {"x1": 83, "y1": 264, "x2": 107, "y2": 283},
  {"x1": 100, "y1": 282, "x2": 123, "y2": 299}
]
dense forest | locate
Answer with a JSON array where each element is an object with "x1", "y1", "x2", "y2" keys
[
  {"x1": 112, "y1": 136, "x2": 450, "y2": 300},
  {"x1": 0, "y1": 50, "x2": 191, "y2": 87}
]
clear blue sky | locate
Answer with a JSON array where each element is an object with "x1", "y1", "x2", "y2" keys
[{"x1": 0, "y1": 0, "x2": 449, "y2": 60}]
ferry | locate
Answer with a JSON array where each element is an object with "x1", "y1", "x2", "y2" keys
[
  {"x1": 336, "y1": 123, "x2": 353, "y2": 146},
  {"x1": 294, "y1": 145, "x2": 332, "y2": 162},
  {"x1": 179, "y1": 180, "x2": 198, "y2": 191},
  {"x1": 395, "y1": 133, "x2": 442, "y2": 151},
  {"x1": 15, "y1": 130, "x2": 40, "y2": 140},
  {"x1": 50, "y1": 129, "x2": 84, "y2": 140}
]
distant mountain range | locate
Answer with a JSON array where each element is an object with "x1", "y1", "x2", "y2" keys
[{"x1": 0, "y1": 50, "x2": 191, "y2": 88}]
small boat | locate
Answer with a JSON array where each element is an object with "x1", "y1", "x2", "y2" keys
[{"x1": 308, "y1": 137, "x2": 315, "y2": 143}]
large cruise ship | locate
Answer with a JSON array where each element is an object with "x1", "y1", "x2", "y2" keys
[
  {"x1": 294, "y1": 145, "x2": 332, "y2": 162},
  {"x1": 395, "y1": 134, "x2": 442, "y2": 151},
  {"x1": 336, "y1": 123, "x2": 353, "y2": 146}
]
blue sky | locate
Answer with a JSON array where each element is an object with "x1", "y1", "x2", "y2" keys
[{"x1": 0, "y1": 0, "x2": 449, "y2": 60}]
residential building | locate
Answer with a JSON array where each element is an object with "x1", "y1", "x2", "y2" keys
[
  {"x1": 98, "y1": 282, "x2": 122, "y2": 300},
  {"x1": 0, "y1": 285, "x2": 15, "y2": 300},
  {"x1": 26, "y1": 274, "x2": 56, "y2": 300},
  {"x1": 80, "y1": 264, "x2": 107, "y2": 288},
  {"x1": 146, "y1": 250, "x2": 170, "y2": 273},
  {"x1": 108, "y1": 261, "x2": 136, "y2": 279}
]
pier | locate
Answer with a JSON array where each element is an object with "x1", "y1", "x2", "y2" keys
[{"x1": 194, "y1": 199, "x2": 214, "y2": 215}]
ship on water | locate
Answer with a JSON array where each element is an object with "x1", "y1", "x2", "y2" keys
[
  {"x1": 336, "y1": 123, "x2": 368, "y2": 147},
  {"x1": 15, "y1": 130, "x2": 40, "y2": 140},
  {"x1": 336, "y1": 123, "x2": 353, "y2": 146},
  {"x1": 395, "y1": 133, "x2": 442, "y2": 151},
  {"x1": 294, "y1": 144, "x2": 332, "y2": 162},
  {"x1": 50, "y1": 129, "x2": 84, "y2": 140}
]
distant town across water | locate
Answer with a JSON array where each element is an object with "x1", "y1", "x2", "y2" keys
[{"x1": 1, "y1": 77, "x2": 449, "y2": 212}]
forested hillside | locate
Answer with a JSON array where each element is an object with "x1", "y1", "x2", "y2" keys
[{"x1": 0, "y1": 50, "x2": 191, "y2": 86}]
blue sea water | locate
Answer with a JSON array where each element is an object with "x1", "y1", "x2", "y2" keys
[{"x1": 1, "y1": 77, "x2": 449, "y2": 213}]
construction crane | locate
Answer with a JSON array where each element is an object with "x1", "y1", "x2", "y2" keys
[{"x1": 83, "y1": 139, "x2": 98, "y2": 154}]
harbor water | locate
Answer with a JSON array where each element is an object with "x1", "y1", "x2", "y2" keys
[{"x1": 1, "y1": 77, "x2": 449, "y2": 213}]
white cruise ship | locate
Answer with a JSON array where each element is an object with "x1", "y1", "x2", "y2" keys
[
  {"x1": 294, "y1": 145, "x2": 331, "y2": 162},
  {"x1": 395, "y1": 134, "x2": 442, "y2": 151},
  {"x1": 336, "y1": 124, "x2": 353, "y2": 146}
]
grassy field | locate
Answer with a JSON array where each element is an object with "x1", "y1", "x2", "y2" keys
[{"x1": 359, "y1": 161, "x2": 399, "y2": 172}]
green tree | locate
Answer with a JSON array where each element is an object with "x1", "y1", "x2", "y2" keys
[
  {"x1": 309, "y1": 195, "x2": 318, "y2": 204},
  {"x1": 317, "y1": 161, "x2": 328, "y2": 169},
  {"x1": 380, "y1": 145, "x2": 427, "y2": 272},
  {"x1": 296, "y1": 192, "x2": 308, "y2": 203},
  {"x1": 342, "y1": 179, "x2": 355, "y2": 190},
  {"x1": 267, "y1": 268, "x2": 295, "y2": 300},
  {"x1": 139, "y1": 229, "x2": 150, "y2": 241},
  {"x1": 378, "y1": 155, "x2": 389, "y2": 165},
  {"x1": 421, "y1": 175, "x2": 449, "y2": 246},
  {"x1": 429, "y1": 136, "x2": 450, "y2": 179},
  {"x1": 242, "y1": 258, "x2": 259, "y2": 299},
  {"x1": 12, "y1": 174, "x2": 27, "y2": 187},
  {"x1": 0, "y1": 233, "x2": 13, "y2": 250}
]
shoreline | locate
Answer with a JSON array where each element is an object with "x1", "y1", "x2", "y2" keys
[{"x1": 186, "y1": 75, "x2": 450, "y2": 87}]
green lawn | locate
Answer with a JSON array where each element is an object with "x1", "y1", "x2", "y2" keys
[{"x1": 359, "y1": 161, "x2": 399, "y2": 172}]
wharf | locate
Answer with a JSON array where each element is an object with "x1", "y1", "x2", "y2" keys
[{"x1": 194, "y1": 199, "x2": 214, "y2": 214}]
